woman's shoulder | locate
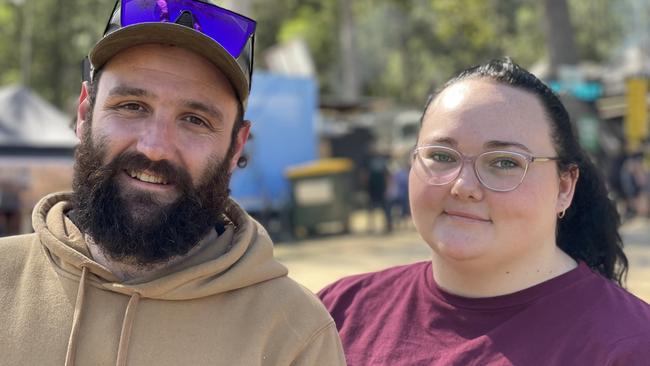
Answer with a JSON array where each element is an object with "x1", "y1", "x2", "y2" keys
[
  {"x1": 587, "y1": 279, "x2": 650, "y2": 364},
  {"x1": 569, "y1": 265, "x2": 650, "y2": 343},
  {"x1": 577, "y1": 264, "x2": 650, "y2": 316}
]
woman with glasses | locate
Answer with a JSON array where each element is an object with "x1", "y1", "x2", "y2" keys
[{"x1": 319, "y1": 58, "x2": 650, "y2": 365}]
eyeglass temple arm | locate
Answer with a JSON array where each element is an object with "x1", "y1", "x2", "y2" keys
[{"x1": 531, "y1": 157, "x2": 560, "y2": 162}]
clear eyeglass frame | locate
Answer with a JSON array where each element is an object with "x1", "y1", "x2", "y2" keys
[{"x1": 412, "y1": 145, "x2": 560, "y2": 192}]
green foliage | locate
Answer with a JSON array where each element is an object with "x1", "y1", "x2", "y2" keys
[
  {"x1": 256, "y1": 0, "x2": 625, "y2": 105},
  {"x1": 0, "y1": 0, "x2": 113, "y2": 111},
  {"x1": 275, "y1": 3, "x2": 339, "y2": 94},
  {"x1": 0, "y1": 0, "x2": 630, "y2": 110},
  {"x1": 0, "y1": 3, "x2": 21, "y2": 84},
  {"x1": 569, "y1": 0, "x2": 626, "y2": 62},
  {"x1": 500, "y1": 2, "x2": 545, "y2": 66}
]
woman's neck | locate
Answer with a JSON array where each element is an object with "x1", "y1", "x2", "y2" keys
[{"x1": 431, "y1": 245, "x2": 577, "y2": 298}]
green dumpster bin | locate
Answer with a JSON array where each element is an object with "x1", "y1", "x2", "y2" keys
[{"x1": 285, "y1": 158, "x2": 354, "y2": 237}]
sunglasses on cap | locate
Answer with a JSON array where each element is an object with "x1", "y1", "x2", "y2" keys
[{"x1": 85, "y1": 0, "x2": 256, "y2": 93}]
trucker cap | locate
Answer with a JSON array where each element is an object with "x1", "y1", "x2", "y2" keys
[{"x1": 87, "y1": 0, "x2": 256, "y2": 107}]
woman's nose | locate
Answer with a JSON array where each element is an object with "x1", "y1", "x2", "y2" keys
[{"x1": 449, "y1": 159, "x2": 484, "y2": 201}]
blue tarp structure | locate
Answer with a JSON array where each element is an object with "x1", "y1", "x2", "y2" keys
[
  {"x1": 230, "y1": 72, "x2": 318, "y2": 213},
  {"x1": 548, "y1": 81, "x2": 603, "y2": 102}
]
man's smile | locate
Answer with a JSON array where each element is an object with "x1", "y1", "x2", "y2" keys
[{"x1": 125, "y1": 169, "x2": 169, "y2": 185}]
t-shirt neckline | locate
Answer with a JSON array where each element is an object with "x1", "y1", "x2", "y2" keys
[{"x1": 423, "y1": 261, "x2": 592, "y2": 310}]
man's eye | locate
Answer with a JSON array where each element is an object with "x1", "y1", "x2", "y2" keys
[
  {"x1": 183, "y1": 115, "x2": 209, "y2": 128},
  {"x1": 117, "y1": 103, "x2": 145, "y2": 112}
]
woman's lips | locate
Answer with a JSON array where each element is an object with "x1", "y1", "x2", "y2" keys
[{"x1": 444, "y1": 210, "x2": 491, "y2": 222}]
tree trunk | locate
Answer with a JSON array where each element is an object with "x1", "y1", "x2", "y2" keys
[
  {"x1": 49, "y1": 0, "x2": 66, "y2": 107},
  {"x1": 543, "y1": 0, "x2": 578, "y2": 78},
  {"x1": 339, "y1": 0, "x2": 361, "y2": 102},
  {"x1": 19, "y1": 0, "x2": 33, "y2": 87}
]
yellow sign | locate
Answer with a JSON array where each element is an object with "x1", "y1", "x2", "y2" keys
[{"x1": 625, "y1": 78, "x2": 649, "y2": 151}]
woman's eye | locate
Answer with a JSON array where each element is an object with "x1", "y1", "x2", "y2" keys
[
  {"x1": 431, "y1": 153, "x2": 455, "y2": 163},
  {"x1": 492, "y1": 159, "x2": 520, "y2": 169}
]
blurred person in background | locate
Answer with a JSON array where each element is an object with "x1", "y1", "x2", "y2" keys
[
  {"x1": 386, "y1": 154, "x2": 411, "y2": 230},
  {"x1": 620, "y1": 149, "x2": 649, "y2": 219},
  {"x1": 319, "y1": 58, "x2": 650, "y2": 365},
  {"x1": 0, "y1": 185, "x2": 22, "y2": 236},
  {"x1": 0, "y1": 1, "x2": 344, "y2": 365},
  {"x1": 363, "y1": 147, "x2": 393, "y2": 234}
]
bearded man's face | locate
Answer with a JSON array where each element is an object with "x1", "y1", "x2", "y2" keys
[
  {"x1": 71, "y1": 46, "x2": 249, "y2": 266},
  {"x1": 72, "y1": 125, "x2": 235, "y2": 266}
]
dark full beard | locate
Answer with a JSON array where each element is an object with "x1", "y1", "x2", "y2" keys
[{"x1": 71, "y1": 129, "x2": 234, "y2": 266}]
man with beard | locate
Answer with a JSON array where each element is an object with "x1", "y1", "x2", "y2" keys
[{"x1": 0, "y1": 1, "x2": 345, "y2": 365}]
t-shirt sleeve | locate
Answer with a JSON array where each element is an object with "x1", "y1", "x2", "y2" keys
[
  {"x1": 317, "y1": 277, "x2": 365, "y2": 334},
  {"x1": 317, "y1": 282, "x2": 337, "y2": 308},
  {"x1": 318, "y1": 278, "x2": 355, "y2": 313}
]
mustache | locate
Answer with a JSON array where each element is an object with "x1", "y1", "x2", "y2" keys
[{"x1": 105, "y1": 151, "x2": 192, "y2": 187}]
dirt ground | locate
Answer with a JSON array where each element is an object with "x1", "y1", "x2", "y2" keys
[{"x1": 275, "y1": 213, "x2": 650, "y2": 302}]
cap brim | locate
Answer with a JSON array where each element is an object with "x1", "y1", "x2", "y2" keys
[{"x1": 89, "y1": 23, "x2": 249, "y2": 106}]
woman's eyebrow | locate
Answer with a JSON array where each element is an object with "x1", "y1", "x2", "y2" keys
[
  {"x1": 484, "y1": 140, "x2": 532, "y2": 153},
  {"x1": 426, "y1": 137, "x2": 457, "y2": 147}
]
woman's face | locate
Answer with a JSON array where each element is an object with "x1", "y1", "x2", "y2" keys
[{"x1": 410, "y1": 78, "x2": 577, "y2": 268}]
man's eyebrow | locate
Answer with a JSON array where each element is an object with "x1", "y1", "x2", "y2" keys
[
  {"x1": 182, "y1": 100, "x2": 225, "y2": 122},
  {"x1": 484, "y1": 140, "x2": 532, "y2": 153},
  {"x1": 107, "y1": 86, "x2": 152, "y2": 98}
]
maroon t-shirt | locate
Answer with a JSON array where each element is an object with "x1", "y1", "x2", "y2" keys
[{"x1": 319, "y1": 261, "x2": 650, "y2": 366}]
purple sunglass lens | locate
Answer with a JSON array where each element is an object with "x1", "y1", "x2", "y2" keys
[{"x1": 121, "y1": 0, "x2": 256, "y2": 58}]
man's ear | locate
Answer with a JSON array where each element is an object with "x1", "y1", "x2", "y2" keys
[
  {"x1": 556, "y1": 166, "x2": 579, "y2": 215},
  {"x1": 76, "y1": 81, "x2": 91, "y2": 139},
  {"x1": 229, "y1": 120, "x2": 251, "y2": 172}
]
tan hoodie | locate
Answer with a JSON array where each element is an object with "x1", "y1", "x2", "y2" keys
[{"x1": 0, "y1": 192, "x2": 346, "y2": 366}]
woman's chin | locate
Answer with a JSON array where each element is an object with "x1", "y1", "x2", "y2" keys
[{"x1": 427, "y1": 230, "x2": 493, "y2": 262}]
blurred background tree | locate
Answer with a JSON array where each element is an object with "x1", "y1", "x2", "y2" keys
[
  {"x1": 0, "y1": 0, "x2": 112, "y2": 109},
  {"x1": 0, "y1": 0, "x2": 630, "y2": 111}
]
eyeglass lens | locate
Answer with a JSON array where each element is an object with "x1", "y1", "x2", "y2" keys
[{"x1": 414, "y1": 146, "x2": 528, "y2": 191}]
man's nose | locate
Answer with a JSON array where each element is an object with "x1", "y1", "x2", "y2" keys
[{"x1": 136, "y1": 117, "x2": 175, "y2": 162}]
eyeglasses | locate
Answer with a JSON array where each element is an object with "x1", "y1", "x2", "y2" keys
[
  {"x1": 101, "y1": 0, "x2": 256, "y2": 86},
  {"x1": 412, "y1": 145, "x2": 559, "y2": 192}
]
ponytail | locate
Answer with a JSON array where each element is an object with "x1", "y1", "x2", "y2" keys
[{"x1": 557, "y1": 154, "x2": 628, "y2": 285}]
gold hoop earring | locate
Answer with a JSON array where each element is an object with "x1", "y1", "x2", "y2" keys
[{"x1": 558, "y1": 209, "x2": 566, "y2": 219}]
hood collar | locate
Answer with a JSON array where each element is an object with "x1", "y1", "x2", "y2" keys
[{"x1": 33, "y1": 192, "x2": 288, "y2": 300}]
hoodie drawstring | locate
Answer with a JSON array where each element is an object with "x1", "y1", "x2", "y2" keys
[
  {"x1": 63, "y1": 265, "x2": 141, "y2": 366},
  {"x1": 116, "y1": 292, "x2": 141, "y2": 366},
  {"x1": 65, "y1": 266, "x2": 88, "y2": 366}
]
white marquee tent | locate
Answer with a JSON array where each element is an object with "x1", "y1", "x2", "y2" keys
[{"x1": 0, "y1": 85, "x2": 76, "y2": 148}]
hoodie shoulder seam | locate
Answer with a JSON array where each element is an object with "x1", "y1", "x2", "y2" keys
[{"x1": 293, "y1": 319, "x2": 337, "y2": 358}]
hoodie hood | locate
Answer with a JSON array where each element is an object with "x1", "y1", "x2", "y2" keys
[
  {"x1": 33, "y1": 192, "x2": 288, "y2": 300},
  {"x1": 3, "y1": 194, "x2": 346, "y2": 365}
]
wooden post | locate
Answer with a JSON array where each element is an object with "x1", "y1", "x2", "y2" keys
[{"x1": 625, "y1": 77, "x2": 649, "y2": 152}]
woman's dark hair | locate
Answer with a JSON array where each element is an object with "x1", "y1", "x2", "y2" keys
[
  {"x1": 86, "y1": 69, "x2": 249, "y2": 168},
  {"x1": 421, "y1": 57, "x2": 628, "y2": 285}
]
